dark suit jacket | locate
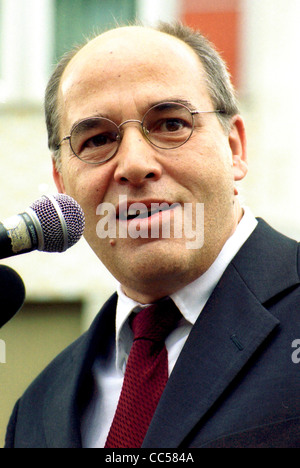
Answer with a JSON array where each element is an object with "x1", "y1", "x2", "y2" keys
[{"x1": 4, "y1": 219, "x2": 300, "y2": 448}]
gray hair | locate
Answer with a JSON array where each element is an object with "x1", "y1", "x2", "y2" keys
[
  {"x1": 45, "y1": 22, "x2": 239, "y2": 170},
  {"x1": 156, "y1": 22, "x2": 239, "y2": 131},
  {"x1": 45, "y1": 45, "x2": 83, "y2": 171}
]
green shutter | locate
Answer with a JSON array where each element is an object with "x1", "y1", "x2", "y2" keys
[{"x1": 54, "y1": 0, "x2": 137, "y2": 61}]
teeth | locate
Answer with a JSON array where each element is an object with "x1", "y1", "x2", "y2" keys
[
  {"x1": 127, "y1": 207, "x2": 148, "y2": 216},
  {"x1": 118, "y1": 203, "x2": 177, "y2": 220}
]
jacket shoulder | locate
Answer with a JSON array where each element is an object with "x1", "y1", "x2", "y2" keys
[
  {"x1": 4, "y1": 292, "x2": 118, "y2": 448},
  {"x1": 232, "y1": 219, "x2": 300, "y2": 304}
]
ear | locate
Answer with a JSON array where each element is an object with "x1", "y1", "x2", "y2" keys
[
  {"x1": 52, "y1": 157, "x2": 66, "y2": 194},
  {"x1": 228, "y1": 115, "x2": 248, "y2": 182}
]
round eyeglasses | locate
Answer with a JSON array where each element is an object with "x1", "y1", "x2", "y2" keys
[{"x1": 57, "y1": 101, "x2": 223, "y2": 165}]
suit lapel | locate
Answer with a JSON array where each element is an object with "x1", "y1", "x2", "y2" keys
[{"x1": 142, "y1": 263, "x2": 280, "y2": 448}]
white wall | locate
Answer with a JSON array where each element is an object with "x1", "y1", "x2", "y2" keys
[
  {"x1": 240, "y1": 0, "x2": 300, "y2": 239},
  {"x1": 0, "y1": 0, "x2": 54, "y2": 104},
  {"x1": 136, "y1": 0, "x2": 181, "y2": 25}
]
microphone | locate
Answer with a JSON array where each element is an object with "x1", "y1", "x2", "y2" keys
[
  {"x1": 0, "y1": 194, "x2": 85, "y2": 260},
  {"x1": 0, "y1": 265, "x2": 26, "y2": 328}
]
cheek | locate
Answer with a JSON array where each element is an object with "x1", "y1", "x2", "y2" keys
[
  {"x1": 169, "y1": 141, "x2": 233, "y2": 201},
  {"x1": 59, "y1": 160, "x2": 111, "y2": 218}
]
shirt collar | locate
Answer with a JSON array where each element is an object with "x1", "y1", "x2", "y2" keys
[{"x1": 115, "y1": 207, "x2": 257, "y2": 371}]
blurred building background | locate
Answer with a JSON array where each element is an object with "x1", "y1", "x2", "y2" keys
[{"x1": 0, "y1": 0, "x2": 299, "y2": 445}]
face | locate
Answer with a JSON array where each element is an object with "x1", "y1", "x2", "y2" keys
[{"x1": 53, "y1": 27, "x2": 248, "y2": 303}]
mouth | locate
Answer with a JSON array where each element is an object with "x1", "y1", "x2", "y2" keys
[{"x1": 117, "y1": 200, "x2": 180, "y2": 222}]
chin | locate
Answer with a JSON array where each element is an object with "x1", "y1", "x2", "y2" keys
[{"x1": 115, "y1": 241, "x2": 203, "y2": 294}]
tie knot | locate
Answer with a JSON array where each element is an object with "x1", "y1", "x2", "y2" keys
[{"x1": 131, "y1": 297, "x2": 181, "y2": 343}]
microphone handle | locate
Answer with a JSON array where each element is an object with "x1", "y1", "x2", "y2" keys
[
  {"x1": 0, "y1": 264, "x2": 26, "y2": 327},
  {"x1": 0, "y1": 214, "x2": 39, "y2": 260}
]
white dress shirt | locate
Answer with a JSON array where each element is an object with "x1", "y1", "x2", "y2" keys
[{"x1": 81, "y1": 207, "x2": 258, "y2": 448}]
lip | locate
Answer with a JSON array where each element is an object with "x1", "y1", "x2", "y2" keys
[
  {"x1": 116, "y1": 198, "x2": 181, "y2": 222},
  {"x1": 127, "y1": 206, "x2": 180, "y2": 240}
]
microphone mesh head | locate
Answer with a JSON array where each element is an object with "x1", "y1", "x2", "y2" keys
[{"x1": 29, "y1": 194, "x2": 85, "y2": 253}]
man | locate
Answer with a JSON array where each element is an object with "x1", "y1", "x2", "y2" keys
[{"x1": 5, "y1": 22, "x2": 300, "y2": 448}]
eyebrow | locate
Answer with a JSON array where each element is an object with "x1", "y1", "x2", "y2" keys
[
  {"x1": 70, "y1": 112, "x2": 111, "y2": 133},
  {"x1": 149, "y1": 98, "x2": 198, "y2": 111}
]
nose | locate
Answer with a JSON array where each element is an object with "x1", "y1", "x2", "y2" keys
[{"x1": 113, "y1": 126, "x2": 162, "y2": 186}]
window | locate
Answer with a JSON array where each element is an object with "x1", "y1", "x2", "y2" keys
[{"x1": 54, "y1": 0, "x2": 137, "y2": 61}]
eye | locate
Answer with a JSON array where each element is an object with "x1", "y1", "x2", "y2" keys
[
  {"x1": 83, "y1": 132, "x2": 117, "y2": 149},
  {"x1": 70, "y1": 117, "x2": 120, "y2": 157},
  {"x1": 161, "y1": 118, "x2": 186, "y2": 132},
  {"x1": 151, "y1": 118, "x2": 189, "y2": 134}
]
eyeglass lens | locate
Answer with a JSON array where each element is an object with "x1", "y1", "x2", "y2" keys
[{"x1": 70, "y1": 102, "x2": 195, "y2": 164}]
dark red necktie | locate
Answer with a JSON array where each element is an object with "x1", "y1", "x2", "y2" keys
[{"x1": 104, "y1": 298, "x2": 181, "y2": 448}]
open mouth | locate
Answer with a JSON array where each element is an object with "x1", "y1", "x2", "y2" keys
[
  {"x1": 119, "y1": 205, "x2": 175, "y2": 221},
  {"x1": 117, "y1": 203, "x2": 179, "y2": 221}
]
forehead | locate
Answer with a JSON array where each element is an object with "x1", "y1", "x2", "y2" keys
[{"x1": 59, "y1": 27, "x2": 210, "y2": 124}]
